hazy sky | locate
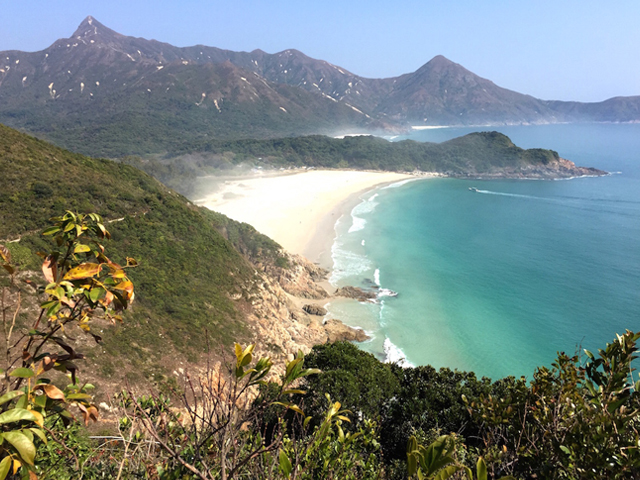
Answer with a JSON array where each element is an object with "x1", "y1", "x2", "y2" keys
[{"x1": 2, "y1": 1, "x2": 638, "y2": 102}]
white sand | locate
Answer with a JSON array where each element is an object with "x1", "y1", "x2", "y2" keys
[{"x1": 196, "y1": 170, "x2": 415, "y2": 264}]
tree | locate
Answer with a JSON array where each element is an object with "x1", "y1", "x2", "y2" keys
[
  {"x1": 0, "y1": 212, "x2": 135, "y2": 478},
  {"x1": 470, "y1": 331, "x2": 640, "y2": 478}
]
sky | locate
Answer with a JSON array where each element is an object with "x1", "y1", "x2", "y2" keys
[{"x1": 2, "y1": 1, "x2": 639, "y2": 102}]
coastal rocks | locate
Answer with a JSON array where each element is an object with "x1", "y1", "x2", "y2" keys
[
  {"x1": 451, "y1": 157, "x2": 607, "y2": 180},
  {"x1": 334, "y1": 286, "x2": 377, "y2": 302},
  {"x1": 323, "y1": 319, "x2": 369, "y2": 343},
  {"x1": 303, "y1": 304, "x2": 327, "y2": 316},
  {"x1": 266, "y1": 252, "x2": 329, "y2": 299}
]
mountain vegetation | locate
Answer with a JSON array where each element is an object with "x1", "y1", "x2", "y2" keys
[
  {"x1": 130, "y1": 132, "x2": 605, "y2": 198},
  {"x1": 0, "y1": 123, "x2": 291, "y2": 394},
  {"x1": 0, "y1": 17, "x2": 639, "y2": 157}
]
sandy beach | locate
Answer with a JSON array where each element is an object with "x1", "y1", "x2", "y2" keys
[{"x1": 195, "y1": 170, "x2": 416, "y2": 266}]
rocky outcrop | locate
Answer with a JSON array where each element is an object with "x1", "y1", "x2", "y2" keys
[
  {"x1": 334, "y1": 286, "x2": 377, "y2": 302},
  {"x1": 264, "y1": 252, "x2": 329, "y2": 299},
  {"x1": 303, "y1": 304, "x2": 328, "y2": 316},
  {"x1": 242, "y1": 263, "x2": 373, "y2": 370},
  {"x1": 323, "y1": 319, "x2": 369, "y2": 343},
  {"x1": 452, "y1": 157, "x2": 607, "y2": 180}
]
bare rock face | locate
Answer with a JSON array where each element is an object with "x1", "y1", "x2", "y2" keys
[
  {"x1": 303, "y1": 304, "x2": 327, "y2": 316},
  {"x1": 323, "y1": 319, "x2": 369, "y2": 343},
  {"x1": 244, "y1": 273, "x2": 327, "y2": 370},
  {"x1": 334, "y1": 286, "x2": 377, "y2": 302},
  {"x1": 266, "y1": 253, "x2": 329, "y2": 299}
]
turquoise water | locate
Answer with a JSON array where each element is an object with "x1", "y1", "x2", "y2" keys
[{"x1": 327, "y1": 124, "x2": 640, "y2": 379}]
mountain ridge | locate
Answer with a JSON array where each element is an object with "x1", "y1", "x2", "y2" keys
[{"x1": 1, "y1": 16, "x2": 639, "y2": 156}]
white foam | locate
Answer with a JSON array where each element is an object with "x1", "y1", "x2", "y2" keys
[
  {"x1": 378, "y1": 288, "x2": 398, "y2": 298},
  {"x1": 352, "y1": 196, "x2": 379, "y2": 215},
  {"x1": 383, "y1": 338, "x2": 414, "y2": 368},
  {"x1": 361, "y1": 240, "x2": 365, "y2": 246},
  {"x1": 329, "y1": 242, "x2": 374, "y2": 284},
  {"x1": 348, "y1": 216, "x2": 366, "y2": 233},
  {"x1": 348, "y1": 193, "x2": 380, "y2": 233},
  {"x1": 382, "y1": 178, "x2": 419, "y2": 189},
  {"x1": 374, "y1": 268, "x2": 380, "y2": 286}
]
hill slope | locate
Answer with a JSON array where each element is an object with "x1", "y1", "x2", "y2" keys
[
  {"x1": 136, "y1": 132, "x2": 605, "y2": 198},
  {"x1": 0, "y1": 124, "x2": 331, "y2": 394}
]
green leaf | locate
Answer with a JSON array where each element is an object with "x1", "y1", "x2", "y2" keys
[
  {"x1": 407, "y1": 453, "x2": 417, "y2": 477},
  {"x1": 0, "y1": 456, "x2": 10, "y2": 480},
  {"x1": 41, "y1": 226, "x2": 60, "y2": 236},
  {"x1": 9, "y1": 368, "x2": 34, "y2": 379},
  {"x1": 0, "y1": 391, "x2": 24, "y2": 406},
  {"x1": 89, "y1": 287, "x2": 105, "y2": 303},
  {"x1": 0, "y1": 409, "x2": 39, "y2": 425},
  {"x1": 15, "y1": 395, "x2": 28, "y2": 410},
  {"x1": 1, "y1": 431, "x2": 35, "y2": 465},
  {"x1": 607, "y1": 397, "x2": 626, "y2": 413},
  {"x1": 477, "y1": 457, "x2": 487, "y2": 480},
  {"x1": 29, "y1": 428, "x2": 47, "y2": 445},
  {"x1": 560, "y1": 445, "x2": 571, "y2": 455},
  {"x1": 278, "y1": 450, "x2": 292, "y2": 477},
  {"x1": 433, "y1": 465, "x2": 464, "y2": 480}
]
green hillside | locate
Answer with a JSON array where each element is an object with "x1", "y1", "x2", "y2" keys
[
  {"x1": 133, "y1": 132, "x2": 602, "y2": 197},
  {"x1": 0, "y1": 124, "x2": 284, "y2": 388}
]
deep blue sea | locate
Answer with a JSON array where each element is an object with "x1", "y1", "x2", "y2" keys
[{"x1": 327, "y1": 124, "x2": 640, "y2": 380}]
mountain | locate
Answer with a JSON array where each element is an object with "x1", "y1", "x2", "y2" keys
[
  {"x1": 0, "y1": 17, "x2": 376, "y2": 156},
  {"x1": 374, "y1": 55, "x2": 557, "y2": 125},
  {"x1": 0, "y1": 17, "x2": 638, "y2": 156}
]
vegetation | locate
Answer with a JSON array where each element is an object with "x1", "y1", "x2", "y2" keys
[
  {"x1": 124, "y1": 132, "x2": 562, "y2": 197},
  {"x1": 0, "y1": 124, "x2": 288, "y2": 392},
  {"x1": 0, "y1": 213, "x2": 135, "y2": 479},
  {"x1": 0, "y1": 124, "x2": 633, "y2": 478},
  {"x1": 1, "y1": 208, "x2": 638, "y2": 478}
]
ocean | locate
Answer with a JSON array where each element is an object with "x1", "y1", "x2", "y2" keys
[{"x1": 327, "y1": 123, "x2": 640, "y2": 380}]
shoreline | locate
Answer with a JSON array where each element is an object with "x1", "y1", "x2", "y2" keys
[
  {"x1": 195, "y1": 169, "x2": 438, "y2": 364},
  {"x1": 195, "y1": 170, "x2": 420, "y2": 267}
]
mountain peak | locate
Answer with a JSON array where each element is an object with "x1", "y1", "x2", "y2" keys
[
  {"x1": 425, "y1": 55, "x2": 458, "y2": 69},
  {"x1": 72, "y1": 16, "x2": 120, "y2": 41},
  {"x1": 429, "y1": 54, "x2": 452, "y2": 63}
]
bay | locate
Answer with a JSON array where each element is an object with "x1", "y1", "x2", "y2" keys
[{"x1": 328, "y1": 124, "x2": 640, "y2": 379}]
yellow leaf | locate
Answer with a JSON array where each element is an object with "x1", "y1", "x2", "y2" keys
[
  {"x1": 12, "y1": 459, "x2": 20, "y2": 475},
  {"x1": 42, "y1": 384, "x2": 65, "y2": 401},
  {"x1": 63, "y1": 263, "x2": 102, "y2": 281},
  {"x1": 28, "y1": 410, "x2": 44, "y2": 428},
  {"x1": 0, "y1": 245, "x2": 10, "y2": 264},
  {"x1": 73, "y1": 244, "x2": 91, "y2": 254},
  {"x1": 111, "y1": 269, "x2": 126, "y2": 279},
  {"x1": 113, "y1": 280, "x2": 133, "y2": 292}
]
